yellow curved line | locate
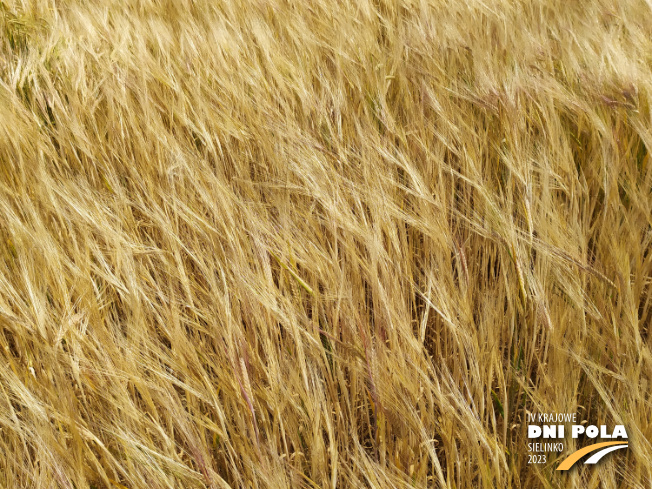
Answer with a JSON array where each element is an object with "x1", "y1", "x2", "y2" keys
[{"x1": 557, "y1": 442, "x2": 628, "y2": 471}]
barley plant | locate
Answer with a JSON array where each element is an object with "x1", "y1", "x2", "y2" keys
[{"x1": 0, "y1": 0, "x2": 651, "y2": 487}]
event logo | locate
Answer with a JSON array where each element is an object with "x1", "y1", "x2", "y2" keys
[{"x1": 527, "y1": 412, "x2": 628, "y2": 470}]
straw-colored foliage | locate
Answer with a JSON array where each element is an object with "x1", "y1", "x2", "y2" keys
[{"x1": 1, "y1": 0, "x2": 651, "y2": 487}]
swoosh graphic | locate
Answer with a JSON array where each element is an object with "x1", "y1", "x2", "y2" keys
[
  {"x1": 584, "y1": 444, "x2": 628, "y2": 464},
  {"x1": 556, "y1": 442, "x2": 628, "y2": 471}
]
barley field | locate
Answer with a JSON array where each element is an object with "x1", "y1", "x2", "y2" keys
[{"x1": 1, "y1": 0, "x2": 651, "y2": 487}]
